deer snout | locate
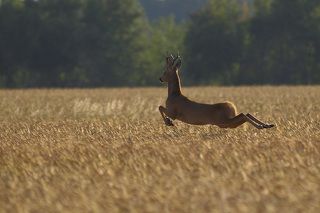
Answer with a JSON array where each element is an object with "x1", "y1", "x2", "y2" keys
[{"x1": 159, "y1": 77, "x2": 164, "y2": 83}]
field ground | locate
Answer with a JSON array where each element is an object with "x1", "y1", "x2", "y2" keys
[{"x1": 0, "y1": 86, "x2": 319, "y2": 212}]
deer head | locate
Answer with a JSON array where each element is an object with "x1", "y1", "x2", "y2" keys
[{"x1": 159, "y1": 53, "x2": 182, "y2": 83}]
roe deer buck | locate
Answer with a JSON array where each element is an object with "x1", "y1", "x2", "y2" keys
[{"x1": 159, "y1": 54, "x2": 275, "y2": 129}]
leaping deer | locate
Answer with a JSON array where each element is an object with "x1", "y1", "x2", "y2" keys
[{"x1": 159, "y1": 54, "x2": 275, "y2": 129}]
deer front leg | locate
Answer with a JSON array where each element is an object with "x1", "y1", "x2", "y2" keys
[{"x1": 159, "y1": 106, "x2": 175, "y2": 126}]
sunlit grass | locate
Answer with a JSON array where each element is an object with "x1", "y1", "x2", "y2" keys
[{"x1": 0, "y1": 87, "x2": 319, "y2": 212}]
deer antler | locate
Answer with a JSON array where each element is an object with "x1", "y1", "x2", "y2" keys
[{"x1": 172, "y1": 53, "x2": 181, "y2": 67}]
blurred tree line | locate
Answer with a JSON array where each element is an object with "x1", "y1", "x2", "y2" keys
[
  {"x1": 140, "y1": 0, "x2": 207, "y2": 22},
  {"x1": 139, "y1": 0, "x2": 254, "y2": 22},
  {"x1": 0, "y1": 0, "x2": 319, "y2": 88},
  {"x1": 185, "y1": 0, "x2": 320, "y2": 85}
]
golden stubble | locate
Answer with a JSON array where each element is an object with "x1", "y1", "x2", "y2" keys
[{"x1": 0, "y1": 86, "x2": 319, "y2": 213}]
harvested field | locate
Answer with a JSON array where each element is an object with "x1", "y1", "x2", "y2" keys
[{"x1": 0, "y1": 87, "x2": 319, "y2": 212}]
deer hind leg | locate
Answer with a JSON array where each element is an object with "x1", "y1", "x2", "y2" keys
[
  {"x1": 159, "y1": 106, "x2": 174, "y2": 126},
  {"x1": 246, "y1": 113, "x2": 275, "y2": 128},
  {"x1": 223, "y1": 113, "x2": 264, "y2": 129}
]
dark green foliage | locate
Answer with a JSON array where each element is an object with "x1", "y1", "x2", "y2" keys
[
  {"x1": 0, "y1": 0, "x2": 148, "y2": 87},
  {"x1": 0, "y1": 0, "x2": 320, "y2": 87},
  {"x1": 240, "y1": 0, "x2": 320, "y2": 84},
  {"x1": 139, "y1": 0, "x2": 254, "y2": 22},
  {"x1": 76, "y1": 0, "x2": 147, "y2": 87},
  {"x1": 139, "y1": 0, "x2": 207, "y2": 22},
  {"x1": 184, "y1": 0, "x2": 246, "y2": 85},
  {"x1": 184, "y1": 0, "x2": 320, "y2": 85}
]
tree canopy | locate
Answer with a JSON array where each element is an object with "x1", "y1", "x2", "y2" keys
[
  {"x1": 0, "y1": 0, "x2": 319, "y2": 87},
  {"x1": 184, "y1": 0, "x2": 320, "y2": 85}
]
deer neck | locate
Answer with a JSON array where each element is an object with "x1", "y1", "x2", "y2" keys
[{"x1": 168, "y1": 70, "x2": 182, "y2": 97}]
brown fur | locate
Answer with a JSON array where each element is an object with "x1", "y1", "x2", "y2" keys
[{"x1": 159, "y1": 55, "x2": 275, "y2": 129}]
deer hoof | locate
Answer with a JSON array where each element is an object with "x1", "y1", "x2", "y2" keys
[
  {"x1": 263, "y1": 124, "x2": 275, "y2": 128},
  {"x1": 165, "y1": 118, "x2": 174, "y2": 126}
]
